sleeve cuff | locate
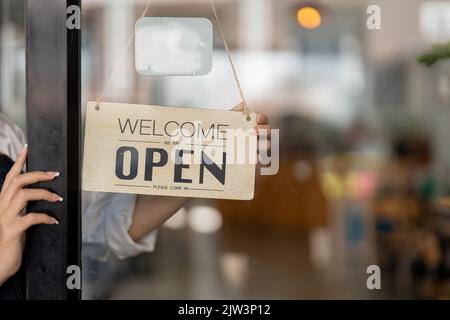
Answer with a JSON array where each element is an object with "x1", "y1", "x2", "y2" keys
[{"x1": 104, "y1": 194, "x2": 158, "y2": 259}]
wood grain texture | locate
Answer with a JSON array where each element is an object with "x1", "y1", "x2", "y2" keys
[{"x1": 83, "y1": 102, "x2": 257, "y2": 200}]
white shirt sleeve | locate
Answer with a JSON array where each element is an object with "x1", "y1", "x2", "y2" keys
[
  {"x1": 82, "y1": 192, "x2": 158, "y2": 260},
  {"x1": 0, "y1": 113, "x2": 26, "y2": 159}
]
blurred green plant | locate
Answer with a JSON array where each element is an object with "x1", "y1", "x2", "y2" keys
[{"x1": 418, "y1": 43, "x2": 450, "y2": 66}]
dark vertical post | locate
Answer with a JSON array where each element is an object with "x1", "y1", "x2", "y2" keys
[{"x1": 25, "y1": 0, "x2": 81, "y2": 300}]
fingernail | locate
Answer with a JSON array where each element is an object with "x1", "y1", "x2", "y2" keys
[
  {"x1": 54, "y1": 194, "x2": 64, "y2": 202},
  {"x1": 52, "y1": 218, "x2": 59, "y2": 225},
  {"x1": 46, "y1": 171, "x2": 60, "y2": 178},
  {"x1": 21, "y1": 144, "x2": 28, "y2": 154}
]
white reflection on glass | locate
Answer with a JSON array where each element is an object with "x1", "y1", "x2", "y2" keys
[
  {"x1": 187, "y1": 205, "x2": 223, "y2": 234},
  {"x1": 135, "y1": 17, "x2": 213, "y2": 76}
]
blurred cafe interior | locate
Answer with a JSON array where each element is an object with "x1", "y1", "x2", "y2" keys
[{"x1": 3, "y1": 0, "x2": 450, "y2": 299}]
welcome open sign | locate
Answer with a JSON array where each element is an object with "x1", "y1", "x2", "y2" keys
[{"x1": 82, "y1": 102, "x2": 258, "y2": 200}]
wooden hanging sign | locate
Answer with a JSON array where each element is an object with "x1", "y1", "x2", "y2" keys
[{"x1": 82, "y1": 102, "x2": 257, "y2": 200}]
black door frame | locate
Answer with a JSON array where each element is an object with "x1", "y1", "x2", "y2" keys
[{"x1": 25, "y1": 0, "x2": 81, "y2": 300}]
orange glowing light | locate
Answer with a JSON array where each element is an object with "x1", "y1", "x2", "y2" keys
[{"x1": 297, "y1": 7, "x2": 321, "y2": 29}]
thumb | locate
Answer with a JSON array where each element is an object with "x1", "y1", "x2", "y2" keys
[{"x1": 231, "y1": 102, "x2": 244, "y2": 112}]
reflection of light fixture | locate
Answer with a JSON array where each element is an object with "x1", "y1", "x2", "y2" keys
[
  {"x1": 187, "y1": 205, "x2": 223, "y2": 234},
  {"x1": 220, "y1": 253, "x2": 250, "y2": 288},
  {"x1": 297, "y1": 6, "x2": 322, "y2": 29}
]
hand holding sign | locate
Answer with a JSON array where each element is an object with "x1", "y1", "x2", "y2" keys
[
  {"x1": 232, "y1": 102, "x2": 271, "y2": 154},
  {"x1": 83, "y1": 102, "x2": 262, "y2": 200},
  {"x1": 126, "y1": 105, "x2": 270, "y2": 241}
]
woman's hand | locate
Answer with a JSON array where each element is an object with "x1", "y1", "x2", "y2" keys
[
  {"x1": 232, "y1": 102, "x2": 271, "y2": 155},
  {"x1": 0, "y1": 146, "x2": 61, "y2": 286}
]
